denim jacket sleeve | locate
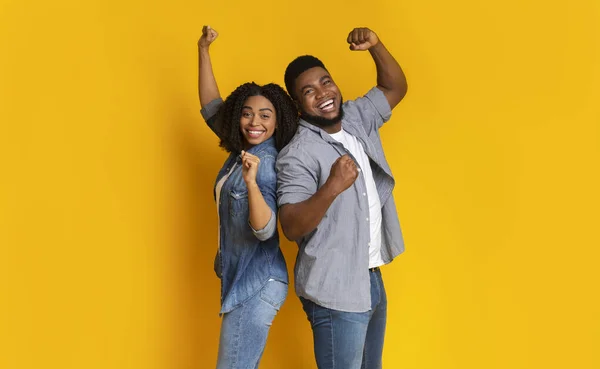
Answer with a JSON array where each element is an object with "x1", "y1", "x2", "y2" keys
[
  {"x1": 249, "y1": 210, "x2": 276, "y2": 241},
  {"x1": 200, "y1": 98, "x2": 224, "y2": 138},
  {"x1": 251, "y1": 154, "x2": 278, "y2": 240}
]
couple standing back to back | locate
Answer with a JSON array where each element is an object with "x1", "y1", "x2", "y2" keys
[{"x1": 197, "y1": 24, "x2": 408, "y2": 369}]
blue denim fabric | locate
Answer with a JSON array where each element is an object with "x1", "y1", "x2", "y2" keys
[
  {"x1": 300, "y1": 268, "x2": 387, "y2": 369},
  {"x1": 214, "y1": 136, "x2": 288, "y2": 314},
  {"x1": 216, "y1": 279, "x2": 288, "y2": 369}
]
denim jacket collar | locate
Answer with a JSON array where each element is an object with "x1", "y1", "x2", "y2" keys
[{"x1": 243, "y1": 136, "x2": 276, "y2": 155}]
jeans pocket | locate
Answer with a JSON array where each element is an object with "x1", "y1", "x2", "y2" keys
[
  {"x1": 299, "y1": 296, "x2": 315, "y2": 324},
  {"x1": 259, "y1": 280, "x2": 288, "y2": 310}
]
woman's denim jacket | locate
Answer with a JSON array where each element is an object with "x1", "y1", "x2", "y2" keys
[{"x1": 202, "y1": 98, "x2": 288, "y2": 314}]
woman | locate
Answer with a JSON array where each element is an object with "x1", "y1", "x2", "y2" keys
[{"x1": 197, "y1": 25, "x2": 298, "y2": 369}]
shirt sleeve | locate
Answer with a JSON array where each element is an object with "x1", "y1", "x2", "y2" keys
[
  {"x1": 276, "y1": 147, "x2": 318, "y2": 207},
  {"x1": 249, "y1": 210, "x2": 277, "y2": 241},
  {"x1": 348, "y1": 87, "x2": 392, "y2": 131},
  {"x1": 200, "y1": 98, "x2": 224, "y2": 136}
]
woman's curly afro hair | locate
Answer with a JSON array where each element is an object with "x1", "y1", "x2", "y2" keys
[{"x1": 215, "y1": 82, "x2": 298, "y2": 153}]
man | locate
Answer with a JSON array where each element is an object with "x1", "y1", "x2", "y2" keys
[{"x1": 276, "y1": 27, "x2": 408, "y2": 369}]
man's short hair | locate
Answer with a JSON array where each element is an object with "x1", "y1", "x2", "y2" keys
[{"x1": 284, "y1": 55, "x2": 327, "y2": 98}]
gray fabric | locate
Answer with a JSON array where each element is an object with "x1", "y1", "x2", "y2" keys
[
  {"x1": 200, "y1": 97, "x2": 223, "y2": 136},
  {"x1": 276, "y1": 87, "x2": 405, "y2": 313},
  {"x1": 200, "y1": 97, "x2": 223, "y2": 121},
  {"x1": 249, "y1": 210, "x2": 277, "y2": 241}
]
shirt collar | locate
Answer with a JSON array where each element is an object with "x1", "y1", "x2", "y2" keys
[
  {"x1": 299, "y1": 119, "x2": 356, "y2": 144},
  {"x1": 246, "y1": 136, "x2": 275, "y2": 154}
]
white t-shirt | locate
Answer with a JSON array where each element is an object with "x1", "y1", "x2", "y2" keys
[{"x1": 329, "y1": 129, "x2": 384, "y2": 268}]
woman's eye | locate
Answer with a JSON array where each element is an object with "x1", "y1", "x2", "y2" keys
[{"x1": 261, "y1": 115, "x2": 270, "y2": 119}]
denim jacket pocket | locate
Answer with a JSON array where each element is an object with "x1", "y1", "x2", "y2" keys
[
  {"x1": 228, "y1": 190, "x2": 248, "y2": 217},
  {"x1": 259, "y1": 280, "x2": 288, "y2": 310}
]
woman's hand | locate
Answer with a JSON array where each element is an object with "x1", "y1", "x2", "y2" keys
[
  {"x1": 198, "y1": 25, "x2": 218, "y2": 50},
  {"x1": 241, "y1": 151, "x2": 261, "y2": 186}
]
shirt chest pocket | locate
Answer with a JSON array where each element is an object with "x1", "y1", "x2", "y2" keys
[{"x1": 229, "y1": 190, "x2": 249, "y2": 218}]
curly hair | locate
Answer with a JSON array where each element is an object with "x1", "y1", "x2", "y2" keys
[{"x1": 215, "y1": 82, "x2": 298, "y2": 153}]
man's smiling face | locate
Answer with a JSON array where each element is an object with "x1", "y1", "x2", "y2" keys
[{"x1": 294, "y1": 67, "x2": 344, "y2": 127}]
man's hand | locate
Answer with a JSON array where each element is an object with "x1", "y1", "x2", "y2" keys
[
  {"x1": 198, "y1": 25, "x2": 218, "y2": 50},
  {"x1": 326, "y1": 154, "x2": 359, "y2": 195},
  {"x1": 278, "y1": 154, "x2": 359, "y2": 241},
  {"x1": 347, "y1": 27, "x2": 379, "y2": 51}
]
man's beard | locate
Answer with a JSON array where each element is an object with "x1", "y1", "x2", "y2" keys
[{"x1": 300, "y1": 98, "x2": 345, "y2": 128}]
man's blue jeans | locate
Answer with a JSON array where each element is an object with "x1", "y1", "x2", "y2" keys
[
  {"x1": 300, "y1": 268, "x2": 387, "y2": 369},
  {"x1": 216, "y1": 279, "x2": 288, "y2": 369}
]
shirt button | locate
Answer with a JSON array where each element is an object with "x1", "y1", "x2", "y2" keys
[
  {"x1": 363, "y1": 192, "x2": 366, "y2": 196},
  {"x1": 357, "y1": 168, "x2": 362, "y2": 172},
  {"x1": 366, "y1": 217, "x2": 369, "y2": 221}
]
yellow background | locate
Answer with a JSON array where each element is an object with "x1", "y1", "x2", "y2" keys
[{"x1": 1, "y1": 0, "x2": 599, "y2": 368}]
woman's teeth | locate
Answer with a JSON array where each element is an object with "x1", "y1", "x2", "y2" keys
[{"x1": 247, "y1": 130, "x2": 264, "y2": 138}]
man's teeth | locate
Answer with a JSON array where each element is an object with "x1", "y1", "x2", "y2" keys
[{"x1": 319, "y1": 99, "x2": 334, "y2": 109}]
